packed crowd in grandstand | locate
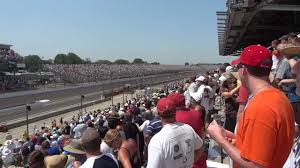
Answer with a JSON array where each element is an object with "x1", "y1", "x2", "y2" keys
[
  {"x1": 1, "y1": 31, "x2": 300, "y2": 168},
  {"x1": 44, "y1": 64, "x2": 212, "y2": 83}
]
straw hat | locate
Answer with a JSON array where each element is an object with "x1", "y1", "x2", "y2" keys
[
  {"x1": 63, "y1": 139, "x2": 85, "y2": 155},
  {"x1": 281, "y1": 38, "x2": 300, "y2": 57},
  {"x1": 44, "y1": 154, "x2": 68, "y2": 168}
]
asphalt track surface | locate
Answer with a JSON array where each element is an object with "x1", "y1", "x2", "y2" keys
[{"x1": 0, "y1": 72, "x2": 190, "y2": 124}]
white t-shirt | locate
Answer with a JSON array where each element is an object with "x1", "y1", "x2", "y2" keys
[
  {"x1": 73, "y1": 123, "x2": 87, "y2": 139},
  {"x1": 272, "y1": 55, "x2": 279, "y2": 71},
  {"x1": 139, "y1": 120, "x2": 150, "y2": 132},
  {"x1": 188, "y1": 82, "x2": 198, "y2": 94},
  {"x1": 199, "y1": 85, "x2": 214, "y2": 112},
  {"x1": 147, "y1": 122, "x2": 203, "y2": 168},
  {"x1": 185, "y1": 82, "x2": 199, "y2": 107},
  {"x1": 190, "y1": 85, "x2": 214, "y2": 112},
  {"x1": 100, "y1": 142, "x2": 113, "y2": 154}
]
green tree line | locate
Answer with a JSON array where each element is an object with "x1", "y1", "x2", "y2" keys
[{"x1": 21, "y1": 53, "x2": 160, "y2": 72}]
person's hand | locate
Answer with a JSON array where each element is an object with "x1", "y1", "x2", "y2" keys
[
  {"x1": 207, "y1": 120, "x2": 225, "y2": 143},
  {"x1": 278, "y1": 80, "x2": 283, "y2": 87},
  {"x1": 222, "y1": 129, "x2": 236, "y2": 145},
  {"x1": 72, "y1": 161, "x2": 81, "y2": 168}
]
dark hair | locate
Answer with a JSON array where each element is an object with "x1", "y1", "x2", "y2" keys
[
  {"x1": 41, "y1": 140, "x2": 50, "y2": 150},
  {"x1": 244, "y1": 64, "x2": 271, "y2": 77},
  {"x1": 29, "y1": 150, "x2": 46, "y2": 168},
  {"x1": 98, "y1": 126, "x2": 109, "y2": 139},
  {"x1": 123, "y1": 123, "x2": 139, "y2": 141},
  {"x1": 108, "y1": 118, "x2": 121, "y2": 129},
  {"x1": 222, "y1": 78, "x2": 237, "y2": 90}
]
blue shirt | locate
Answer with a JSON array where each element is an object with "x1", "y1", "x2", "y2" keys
[
  {"x1": 145, "y1": 117, "x2": 162, "y2": 136},
  {"x1": 286, "y1": 67, "x2": 300, "y2": 103}
]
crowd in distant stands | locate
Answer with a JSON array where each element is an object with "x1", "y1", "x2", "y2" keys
[{"x1": 44, "y1": 64, "x2": 214, "y2": 83}]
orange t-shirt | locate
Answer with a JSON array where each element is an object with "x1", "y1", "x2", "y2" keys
[{"x1": 235, "y1": 88, "x2": 295, "y2": 168}]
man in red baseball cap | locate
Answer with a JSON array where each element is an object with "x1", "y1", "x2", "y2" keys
[
  {"x1": 168, "y1": 92, "x2": 206, "y2": 168},
  {"x1": 207, "y1": 45, "x2": 295, "y2": 168},
  {"x1": 147, "y1": 98, "x2": 203, "y2": 168}
]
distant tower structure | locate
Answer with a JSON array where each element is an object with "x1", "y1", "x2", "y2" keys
[
  {"x1": 0, "y1": 43, "x2": 13, "y2": 61},
  {"x1": 0, "y1": 43, "x2": 24, "y2": 73}
]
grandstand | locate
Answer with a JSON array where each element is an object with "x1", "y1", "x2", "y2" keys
[{"x1": 217, "y1": 0, "x2": 300, "y2": 56}]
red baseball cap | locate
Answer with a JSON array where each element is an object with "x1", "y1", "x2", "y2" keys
[
  {"x1": 167, "y1": 92, "x2": 185, "y2": 107},
  {"x1": 156, "y1": 98, "x2": 176, "y2": 116},
  {"x1": 240, "y1": 45, "x2": 272, "y2": 68},
  {"x1": 231, "y1": 57, "x2": 240, "y2": 66}
]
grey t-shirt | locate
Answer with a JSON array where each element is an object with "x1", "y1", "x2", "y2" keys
[{"x1": 275, "y1": 58, "x2": 290, "y2": 80}]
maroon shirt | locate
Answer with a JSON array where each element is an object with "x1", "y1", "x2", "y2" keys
[{"x1": 176, "y1": 108, "x2": 206, "y2": 168}]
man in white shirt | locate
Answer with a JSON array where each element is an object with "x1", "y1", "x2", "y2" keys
[
  {"x1": 185, "y1": 76, "x2": 205, "y2": 108},
  {"x1": 147, "y1": 98, "x2": 203, "y2": 168},
  {"x1": 73, "y1": 121, "x2": 87, "y2": 139},
  {"x1": 190, "y1": 76, "x2": 214, "y2": 113}
]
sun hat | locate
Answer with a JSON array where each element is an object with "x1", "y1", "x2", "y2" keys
[
  {"x1": 44, "y1": 154, "x2": 68, "y2": 168},
  {"x1": 63, "y1": 139, "x2": 85, "y2": 155}
]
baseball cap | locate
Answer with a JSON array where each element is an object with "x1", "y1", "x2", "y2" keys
[
  {"x1": 240, "y1": 45, "x2": 272, "y2": 69},
  {"x1": 195, "y1": 76, "x2": 205, "y2": 82},
  {"x1": 167, "y1": 92, "x2": 185, "y2": 107},
  {"x1": 231, "y1": 57, "x2": 240, "y2": 66},
  {"x1": 156, "y1": 98, "x2": 176, "y2": 116}
]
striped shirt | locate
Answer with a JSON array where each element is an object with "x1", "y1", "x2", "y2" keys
[{"x1": 145, "y1": 117, "x2": 162, "y2": 136}]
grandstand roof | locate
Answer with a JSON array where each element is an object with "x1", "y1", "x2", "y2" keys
[
  {"x1": 0, "y1": 43, "x2": 12, "y2": 50},
  {"x1": 218, "y1": 0, "x2": 300, "y2": 56}
]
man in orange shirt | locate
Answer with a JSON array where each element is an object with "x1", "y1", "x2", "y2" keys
[{"x1": 207, "y1": 45, "x2": 295, "y2": 168}]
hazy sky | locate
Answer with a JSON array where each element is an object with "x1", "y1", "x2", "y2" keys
[{"x1": 0, "y1": 0, "x2": 236, "y2": 64}]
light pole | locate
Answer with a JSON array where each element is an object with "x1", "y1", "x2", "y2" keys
[
  {"x1": 110, "y1": 72, "x2": 113, "y2": 106},
  {"x1": 26, "y1": 105, "x2": 31, "y2": 137},
  {"x1": 80, "y1": 95, "x2": 85, "y2": 113},
  {"x1": 123, "y1": 84, "x2": 125, "y2": 105}
]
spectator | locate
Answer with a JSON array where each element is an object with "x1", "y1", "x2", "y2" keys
[
  {"x1": 207, "y1": 45, "x2": 295, "y2": 168},
  {"x1": 118, "y1": 122, "x2": 144, "y2": 168},
  {"x1": 273, "y1": 43, "x2": 291, "y2": 94},
  {"x1": 147, "y1": 98, "x2": 203, "y2": 168},
  {"x1": 63, "y1": 139, "x2": 86, "y2": 168},
  {"x1": 44, "y1": 154, "x2": 68, "y2": 168},
  {"x1": 62, "y1": 121, "x2": 71, "y2": 136},
  {"x1": 190, "y1": 76, "x2": 214, "y2": 113},
  {"x1": 144, "y1": 107, "x2": 162, "y2": 144},
  {"x1": 221, "y1": 78, "x2": 239, "y2": 132},
  {"x1": 28, "y1": 150, "x2": 46, "y2": 168},
  {"x1": 75, "y1": 128, "x2": 119, "y2": 168},
  {"x1": 169, "y1": 92, "x2": 206, "y2": 168},
  {"x1": 73, "y1": 119, "x2": 88, "y2": 139},
  {"x1": 100, "y1": 129, "x2": 122, "y2": 154}
]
